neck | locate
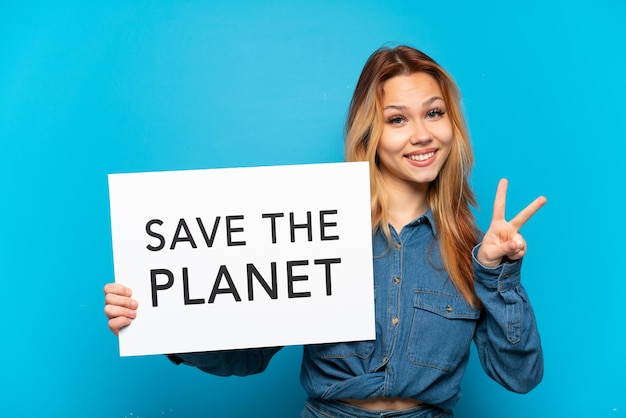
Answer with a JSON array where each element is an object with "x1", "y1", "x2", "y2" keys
[{"x1": 384, "y1": 180, "x2": 429, "y2": 232}]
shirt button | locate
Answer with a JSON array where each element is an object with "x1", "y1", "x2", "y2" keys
[
  {"x1": 395, "y1": 242, "x2": 402, "y2": 249},
  {"x1": 446, "y1": 305, "x2": 453, "y2": 313},
  {"x1": 393, "y1": 276, "x2": 400, "y2": 284},
  {"x1": 391, "y1": 317, "x2": 399, "y2": 326},
  {"x1": 382, "y1": 356, "x2": 388, "y2": 363}
]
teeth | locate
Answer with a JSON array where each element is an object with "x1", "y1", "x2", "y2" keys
[{"x1": 408, "y1": 151, "x2": 435, "y2": 161}]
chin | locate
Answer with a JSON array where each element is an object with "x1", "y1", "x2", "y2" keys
[{"x1": 410, "y1": 172, "x2": 440, "y2": 185}]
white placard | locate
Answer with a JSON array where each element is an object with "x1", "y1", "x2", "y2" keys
[{"x1": 108, "y1": 162, "x2": 375, "y2": 357}]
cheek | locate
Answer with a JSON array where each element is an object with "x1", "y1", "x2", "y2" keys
[
  {"x1": 435, "y1": 123, "x2": 454, "y2": 145},
  {"x1": 376, "y1": 136, "x2": 398, "y2": 170},
  {"x1": 439, "y1": 146, "x2": 452, "y2": 165},
  {"x1": 379, "y1": 129, "x2": 405, "y2": 154},
  {"x1": 435, "y1": 126, "x2": 454, "y2": 161}
]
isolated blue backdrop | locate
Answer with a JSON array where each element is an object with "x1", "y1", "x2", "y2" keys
[{"x1": 1, "y1": 1, "x2": 624, "y2": 417}]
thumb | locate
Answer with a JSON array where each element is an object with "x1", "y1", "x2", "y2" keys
[{"x1": 504, "y1": 240, "x2": 518, "y2": 254}]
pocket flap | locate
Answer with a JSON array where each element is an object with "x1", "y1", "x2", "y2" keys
[{"x1": 414, "y1": 288, "x2": 480, "y2": 320}]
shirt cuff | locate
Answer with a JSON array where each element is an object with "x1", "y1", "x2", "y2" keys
[{"x1": 472, "y1": 243, "x2": 523, "y2": 291}]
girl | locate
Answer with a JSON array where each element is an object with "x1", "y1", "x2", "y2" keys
[{"x1": 105, "y1": 45, "x2": 545, "y2": 417}]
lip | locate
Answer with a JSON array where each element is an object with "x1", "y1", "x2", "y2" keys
[{"x1": 405, "y1": 149, "x2": 438, "y2": 167}]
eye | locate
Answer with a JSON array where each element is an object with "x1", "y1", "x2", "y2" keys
[
  {"x1": 426, "y1": 108, "x2": 446, "y2": 119},
  {"x1": 386, "y1": 115, "x2": 407, "y2": 126}
]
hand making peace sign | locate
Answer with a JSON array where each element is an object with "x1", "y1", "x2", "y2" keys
[{"x1": 476, "y1": 179, "x2": 547, "y2": 268}]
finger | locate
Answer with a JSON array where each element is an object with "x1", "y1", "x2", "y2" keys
[
  {"x1": 507, "y1": 244, "x2": 527, "y2": 260},
  {"x1": 502, "y1": 234, "x2": 527, "y2": 259},
  {"x1": 104, "y1": 303, "x2": 137, "y2": 320},
  {"x1": 507, "y1": 248, "x2": 526, "y2": 261},
  {"x1": 104, "y1": 283, "x2": 132, "y2": 297},
  {"x1": 510, "y1": 195, "x2": 547, "y2": 230},
  {"x1": 512, "y1": 233, "x2": 526, "y2": 249},
  {"x1": 108, "y1": 316, "x2": 134, "y2": 336},
  {"x1": 105, "y1": 292, "x2": 138, "y2": 310},
  {"x1": 491, "y1": 178, "x2": 509, "y2": 222}
]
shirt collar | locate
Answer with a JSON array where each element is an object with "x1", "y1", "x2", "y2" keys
[{"x1": 403, "y1": 207, "x2": 437, "y2": 237}]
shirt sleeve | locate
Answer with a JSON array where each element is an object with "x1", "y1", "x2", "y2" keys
[
  {"x1": 165, "y1": 346, "x2": 283, "y2": 377},
  {"x1": 472, "y1": 244, "x2": 544, "y2": 393}
]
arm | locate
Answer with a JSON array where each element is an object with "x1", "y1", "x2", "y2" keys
[
  {"x1": 166, "y1": 347, "x2": 283, "y2": 377},
  {"x1": 104, "y1": 283, "x2": 282, "y2": 376},
  {"x1": 472, "y1": 248, "x2": 543, "y2": 393},
  {"x1": 472, "y1": 179, "x2": 545, "y2": 392}
]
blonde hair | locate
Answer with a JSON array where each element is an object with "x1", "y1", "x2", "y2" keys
[{"x1": 345, "y1": 45, "x2": 481, "y2": 308}]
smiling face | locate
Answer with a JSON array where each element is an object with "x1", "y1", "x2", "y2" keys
[{"x1": 377, "y1": 72, "x2": 454, "y2": 192}]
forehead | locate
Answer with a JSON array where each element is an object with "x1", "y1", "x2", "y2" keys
[{"x1": 382, "y1": 72, "x2": 443, "y2": 104}]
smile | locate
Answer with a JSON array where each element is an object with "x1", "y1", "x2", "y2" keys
[{"x1": 407, "y1": 151, "x2": 435, "y2": 161}]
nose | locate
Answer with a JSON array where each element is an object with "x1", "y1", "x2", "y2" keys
[{"x1": 410, "y1": 120, "x2": 432, "y2": 145}]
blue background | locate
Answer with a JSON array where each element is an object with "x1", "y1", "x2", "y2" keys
[{"x1": 1, "y1": 1, "x2": 624, "y2": 417}]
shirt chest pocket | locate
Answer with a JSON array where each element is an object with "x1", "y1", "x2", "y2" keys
[{"x1": 406, "y1": 288, "x2": 481, "y2": 372}]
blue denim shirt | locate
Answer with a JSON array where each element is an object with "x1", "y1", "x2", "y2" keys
[{"x1": 171, "y1": 210, "x2": 543, "y2": 410}]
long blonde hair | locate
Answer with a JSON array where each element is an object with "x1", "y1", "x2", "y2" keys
[{"x1": 345, "y1": 45, "x2": 481, "y2": 308}]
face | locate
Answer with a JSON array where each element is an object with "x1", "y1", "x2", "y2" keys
[{"x1": 377, "y1": 72, "x2": 453, "y2": 192}]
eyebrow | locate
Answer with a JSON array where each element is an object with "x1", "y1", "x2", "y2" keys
[
  {"x1": 383, "y1": 96, "x2": 445, "y2": 111},
  {"x1": 424, "y1": 96, "x2": 444, "y2": 106}
]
